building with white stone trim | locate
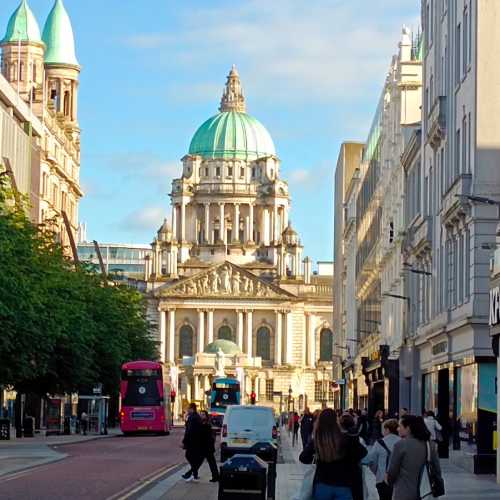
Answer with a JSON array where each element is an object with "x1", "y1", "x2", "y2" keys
[{"x1": 145, "y1": 67, "x2": 334, "y2": 416}]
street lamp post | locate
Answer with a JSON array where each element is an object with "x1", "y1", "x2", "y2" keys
[
  {"x1": 288, "y1": 386, "x2": 292, "y2": 414},
  {"x1": 322, "y1": 367, "x2": 327, "y2": 409}
]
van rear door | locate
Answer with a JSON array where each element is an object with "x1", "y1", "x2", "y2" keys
[{"x1": 227, "y1": 407, "x2": 273, "y2": 444}]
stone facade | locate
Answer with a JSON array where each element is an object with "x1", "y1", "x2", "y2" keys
[{"x1": 145, "y1": 68, "x2": 334, "y2": 416}]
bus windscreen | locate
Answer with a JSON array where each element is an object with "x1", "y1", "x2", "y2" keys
[
  {"x1": 212, "y1": 386, "x2": 239, "y2": 409},
  {"x1": 122, "y1": 374, "x2": 161, "y2": 407}
]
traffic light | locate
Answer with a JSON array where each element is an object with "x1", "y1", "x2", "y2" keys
[
  {"x1": 250, "y1": 391, "x2": 256, "y2": 405},
  {"x1": 170, "y1": 390, "x2": 176, "y2": 403}
]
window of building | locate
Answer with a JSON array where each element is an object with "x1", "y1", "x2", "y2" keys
[
  {"x1": 205, "y1": 167, "x2": 209, "y2": 177},
  {"x1": 265, "y1": 379, "x2": 274, "y2": 401},
  {"x1": 455, "y1": 129, "x2": 461, "y2": 177},
  {"x1": 19, "y1": 62, "x2": 24, "y2": 82},
  {"x1": 462, "y1": 116, "x2": 467, "y2": 175},
  {"x1": 456, "y1": 23, "x2": 461, "y2": 85},
  {"x1": 218, "y1": 325, "x2": 233, "y2": 342},
  {"x1": 227, "y1": 166, "x2": 233, "y2": 177},
  {"x1": 468, "y1": 112, "x2": 472, "y2": 173},
  {"x1": 463, "y1": 8, "x2": 468, "y2": 76},
  {"x1": 256, "y1": 326, "x2": 271, "y2": 360},
  {"x1": 52, "y1": 184, "x2": 58, "y2": 206},
  {"x1": 465, "y1": 228, "x2": 470, "y2": 299},
  {"x1": 468, "y1": 3, "x2": 472, "y2": 64},
  {"x1": 216, "y1": 167, "x2": 221, "y2": 177},
  {"x1": 314, "y1": 381, "x2": 323, "y2": 402},
  {"x1": 319, "y1": 328, "x2": 333, "y2": 361},
  {"x1": 458, "y1": 233, "x2": 464, "y2": 304},
  {"x1": 179, "y1": 325, "x2": 194, "y2": 357},
  {"x1": 251, "y1": 167, "x2": 256, "y2": 178},
  {"x1": 240, "y1": 166, "x2": 245, "y2": 178}
]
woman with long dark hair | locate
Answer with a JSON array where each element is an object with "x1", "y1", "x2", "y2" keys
[
  {"x1": 386, "y1": 415, "x2": 442, "y2": 500},
  {"x1": 299, "y1": 408, "x2": 367, "y2": 500}
]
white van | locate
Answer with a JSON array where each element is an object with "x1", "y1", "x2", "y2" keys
[{"x1": 220, "y1": 405, "x2": 278, "y2": 461}]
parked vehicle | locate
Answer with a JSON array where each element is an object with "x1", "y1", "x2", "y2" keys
[
  {"x1": 220, "y1": 405, "x2": 278, "y2": 462},
  {"x1": 119, "y1": 360, "x2": 171, "y2": 435}
]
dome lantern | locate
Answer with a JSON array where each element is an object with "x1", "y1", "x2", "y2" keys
[{"x1": 219, "y1": 64, "x2": 246, "y2": 113}]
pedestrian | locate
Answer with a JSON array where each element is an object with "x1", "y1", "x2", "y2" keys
[
  {"x1": 339, "y1": 412, "x2": 357, "y2": 435},
  {"x1": 292, "y1": 411, "x2": 300, "y2": 447},
  {"x1": 399, "y1": 407, "x2": 409, "y2": 417},
  {"x1": 199, "y1": 410, "x2": 220, "y2": 483},
  {"x1": 423, "y1": 410, "x2": 443, "y2": 443},
  {"x1": 299, "y1": 408, "x2": 367, "y2": 500},
  {"x1": 300, "y1": 407, "x2": 314, "y2": 448},
  {"x1": 371, "y1": 409, "x2": 384, "y2": 443},
  {"x1": 362, "y1": 418, "x2": 400, "y2": 500},
  {"x1": 181, "y1": 403, "x2": 203, "y2": 482},
  {"x1": 356, "y1": 409, "x2": 370, "y2": 445},
  {"x1": 386, "y1": 415, "x2": 442, "y2": 500},
  {"x1": 80, "y1": 411, "x2": 88, "y2": 436}
]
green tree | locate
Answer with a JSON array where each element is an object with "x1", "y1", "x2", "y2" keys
[{"x1": 0, "y1": 177, "x2": 157, "y2": 399}]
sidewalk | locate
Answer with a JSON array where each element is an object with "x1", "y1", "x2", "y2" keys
[
  {"x1": 0, "y1": 428, "x2": 121, "y2": 478},
  {"x1": 146, "y1": 424, "x2": 500, "y2": 500}
]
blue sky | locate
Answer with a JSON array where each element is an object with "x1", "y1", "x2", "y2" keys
[{"x1": 4, "y1": 0, "x2": 419, "y2": 262}]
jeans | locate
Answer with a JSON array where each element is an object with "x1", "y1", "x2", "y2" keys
[{"x1": 313, "y1": 483, "x2": 353, "y2": 500}]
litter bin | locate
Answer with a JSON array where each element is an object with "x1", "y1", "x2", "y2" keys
[
  {"x1": 218, "y1": 454, "x2": 267, "y2": 500},
  {"x1": 0, "y1": 419, "x2": 10, "y2": 440},
  {"x1": 23, "y1": 416, "x2": 34, "y2": 437},
  {"x1": 220, "y1": 442, "x2": 278, "y2": 499}
]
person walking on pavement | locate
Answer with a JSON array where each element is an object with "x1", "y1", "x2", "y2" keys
[
  {"x1": 300, "y1": 408, "x2": 314, "y2": 448},
  {"x1": 423, "y1": 410, "x2": 443, "y2": 444},
  {"x1": 356, "y1": 409, "x2": 370, "y2": 445},
  {"x1": 80, "y1": 411, "x2": 89, "y2": 436},
  {"x1": 371, "y1": 409, "x2": 384, "y2": 443},
  {"x1": 182, "y1": 403, "x2": 203, "y2": 482},
  {"x1": 362, "y1": 418, "x2": 400, "y2": 500},
  {"x1": 199, "y1": 410, "x2": 220, "y2": 483},
  {"x1": 386, "y1": 415, "x2": 442, "y2": 500},
  {"x1": 292, "y1": 411, "x2": 300, "y2": 447},
  {"x1": 299, "y1": 408, "x2": 367, "y2": 500}
]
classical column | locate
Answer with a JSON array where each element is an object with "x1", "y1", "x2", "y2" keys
[
  {"x1": 283, "y1": 205, "x2": 289, "y2": 231},
  {"x1": 207, "y1": 309, "x2": 214, "y2": 344},
  {"x1": 180, "y1": 201, "x2": 186, "y2": 242},
  {"x1": 248, "y1": 204, "x2": 254, "y2": 242},
  {"x1": 274, "y1": 310, "x2": 282, "y2": 366},
  {"x1": 197, "y1": 309, "x2": 205, "y2": 353},
  {"x1": 273, "y1": 204, "x2": 279, "y2": 242},
  {"x1": 219, "y1": 203, "x2": 225, "y2": 243},
  {"x1": 237, "y1": 310, "x2": 244, "y2": 350},
  {"x1": 232, "y1": 204, "x2": 240, "y2": 242},
  {"x1": 246, "y1": 310, "x2": 253, "y2": 355},
  {"x1": 261, "y1": 208, "x2": 268, "y2": 245},
  {"x1": 168, "y1": 309, "x2": 176, "y2": 364},
  {"x1": 204, "y1": 203, "x2": 210, "y2": 243},
  {"x1": 186, "y1": 377, "x2": 192, "y2": 402},
  {"x1": 255, "y1": 377, "x2": 260, "y2": 402},
  {"x1": 194, "y1": 374, "x2": 200, "y2": 400},
  {"x1": 285, "y1": 310, "x2": 293, "y2": 364},
  {"x1": 159, "y1": 309, "x2": 167, "y2": 363},
  {"x1": 171, "y1": 204, "x2": 177, "y2": 241},
  {"x1": 308, "y1": 314, "x2": 316, "y2": 367}
]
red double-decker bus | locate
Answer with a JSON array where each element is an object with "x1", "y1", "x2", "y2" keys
[{"x1": 120, "y1": 360, "x2": 171, "y2": 435}]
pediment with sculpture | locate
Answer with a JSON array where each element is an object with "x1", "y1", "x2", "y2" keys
[{"x1": 158, "y1": 262, "x2": 295, "y2": 300}]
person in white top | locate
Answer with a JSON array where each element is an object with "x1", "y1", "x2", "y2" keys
[{"x1": 423, "y1": 410, "x2": 442, "y2": 441}]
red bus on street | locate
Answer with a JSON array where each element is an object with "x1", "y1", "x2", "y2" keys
[{"x1": 120, "y1": 360, "x2": 171, "y2": 435}]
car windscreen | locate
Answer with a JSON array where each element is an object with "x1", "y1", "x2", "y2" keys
[{"x1": 122, "y1": 376, "x2": 161, "y2": 407}]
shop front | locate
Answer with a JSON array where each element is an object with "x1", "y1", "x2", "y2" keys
[
  {"x1": 419, "y1": 333, "x2": 496, "y2": 472},
  {"x1": 361, "y1": 345, "x2": 399, "y2": 417},
  {"x1": 489, "y1": 274, "x2": 500, "y2": 480}
]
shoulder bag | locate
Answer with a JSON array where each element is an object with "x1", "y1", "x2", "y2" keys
[{"x1": 419, "y1": 441, "x2": 445, "y2": 498}]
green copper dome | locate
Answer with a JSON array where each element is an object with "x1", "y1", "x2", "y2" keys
[
  {"x1": 204, "y1": 339, "x2": 241, "y2": 356},
  {"x1": 189, "y1": 111, "x2": 276, "y2": 161},
  {"x1": 189, "y1": 66, "x2": 276, "y2": 161},
  {"x1": 42, "y1": 0, "x2": 79, "y2": 66},
  {"x1": 1, "y1": 0, "x2": 42, "y2": 45}
]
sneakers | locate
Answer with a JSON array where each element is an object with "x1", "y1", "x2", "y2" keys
[
  {"x1": 192, "y1": 476, "x2": 200, "y2": 482},
  {"x1": 184, "y1": 475, "x2": 194, "y2": 483},
  {"x1": 209, "y1": 477, "x2": 219, "y2": 483}
]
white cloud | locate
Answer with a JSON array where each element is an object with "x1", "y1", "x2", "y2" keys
[
  {"x1": 121, "y1": 206, "x2": 167, "y2": 232},
  {"x1": 124, "y1": 0, "x2": 420, "y2": 103},
  {"x1": 289, "y1": 168, "x2": 312, "y2": 184}
]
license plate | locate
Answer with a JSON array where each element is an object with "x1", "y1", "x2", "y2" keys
[
  {"x1": 231, "y1": 438, "x2": 249, "y2": 444},
  {"x1": 137, "y1": 426, "x2": 148, "y2": 430}
]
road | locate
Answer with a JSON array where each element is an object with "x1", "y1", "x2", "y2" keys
[{"x1": 0, "y1": 428, "x2": 185, "y2": 500}]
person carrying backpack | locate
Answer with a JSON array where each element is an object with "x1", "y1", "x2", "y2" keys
[{"x1": 362, "y1": 418, "x2": 400, "y2": 500}]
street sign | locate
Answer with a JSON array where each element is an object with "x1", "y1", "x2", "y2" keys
[{"x1": 335, "y1": 379, "x2": 346, "y2": 385}]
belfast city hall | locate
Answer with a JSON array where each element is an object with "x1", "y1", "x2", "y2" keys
[{"x1": 144, "y1": 67, "x2": 334, "y2": 416}]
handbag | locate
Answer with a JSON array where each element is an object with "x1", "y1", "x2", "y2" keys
[
  {"x1": 419, "y1": 441, "x2": 445, "y2": 498},
  {"x1": 294, "y1": 463, "x2": 315, "y2": 500}
]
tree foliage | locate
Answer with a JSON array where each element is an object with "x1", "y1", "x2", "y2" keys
[{"x1": 0, "y1": 178, "x2": 157, "y2": 397}]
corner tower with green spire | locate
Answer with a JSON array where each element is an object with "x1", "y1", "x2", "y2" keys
[{"x1": 0, "y1": 0, "x2": 45, "y2": 114}]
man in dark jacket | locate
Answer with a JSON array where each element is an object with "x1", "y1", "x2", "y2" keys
[
  {"x1": 300, "y1": 407, "x2": 314, "y2": 448},
  {"x1": 182, "y1": 403, "x2": 203, "y2": 482}
]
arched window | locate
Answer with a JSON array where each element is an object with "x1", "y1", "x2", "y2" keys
[
  {"x1": 256, "y1": 327, "x2": 271, "y2": 360},
  {"x1": 179, "y1": 325, "x2": 194, "y2": 357},
  {"x1": 218, "y1": 325, "x2": 233, "y2": 341},
  {"x1": 319, "y1": 328, "x2": 333, "y2": 361}
]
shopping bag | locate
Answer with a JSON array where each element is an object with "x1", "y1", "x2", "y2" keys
[{"x1": 294, "y1": 464, "x2": 315, "y2": 500}]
